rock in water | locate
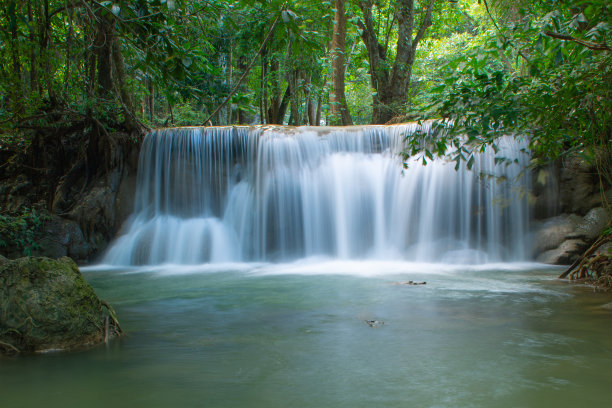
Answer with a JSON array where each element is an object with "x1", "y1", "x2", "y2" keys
[{"x1": 0, "y1": 257, "x2": 121, "y2": 355}]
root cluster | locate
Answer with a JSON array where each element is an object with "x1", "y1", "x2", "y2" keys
[{"x1": 559, "y1": 234, "x2": 612, "y2": 290}]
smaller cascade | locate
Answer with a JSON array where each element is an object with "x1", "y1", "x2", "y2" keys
[{"x1": 103, "y1": 124, "x2": 531, "y2": 265}]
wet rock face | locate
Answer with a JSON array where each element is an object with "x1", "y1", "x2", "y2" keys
[
  {"x1": 34, "y1": 215, "x2": 91, "y2": 261},
  {"x1": 533, "y1": 208, "x2": 611, "y2": 265},
  {"x1": 536, "y1": 239, "x2": 589, "y2": 265},
  {"x1": 527, "y1": 150, "x2": 611, "y2": 265},
  {"x1": 0, "y1": 257, "x2": 120, "y2": 355},
  {"x1": 558, "y1": 155, "x2": 604, "y2": 216}
]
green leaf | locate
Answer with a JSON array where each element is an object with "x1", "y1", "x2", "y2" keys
[{"x1": 467, "y1": 155, "x2": 475, "y2": 170}]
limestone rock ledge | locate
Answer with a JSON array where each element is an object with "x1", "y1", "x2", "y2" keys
[{"x1": 0, "y1": 256, "x2": 121, "y2": 355}]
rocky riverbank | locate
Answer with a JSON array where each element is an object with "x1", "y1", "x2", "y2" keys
[
  {"x1": 531, "y1": 152, "x2": 611, "y2": 265},
  {"x1": 0, "y1": 115, "x2": 141, "y2": 263}
]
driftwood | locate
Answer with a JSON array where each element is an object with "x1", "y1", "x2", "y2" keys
[
  {"x1": 363, "y1": 319, "x2": 385, "y2": 328},
  {"x1": 392, "y1": 280, "x2": 427, "y2": 286}
]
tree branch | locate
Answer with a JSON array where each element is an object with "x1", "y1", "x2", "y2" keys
[
  {"x1": 543, "y1": 30, "x2": 611, "y2": 51},
  {"x1": 482, "y1": 0, "x2": 531, "y2": 65},
  {"x1": 358, "y1": 1, "x2": 384, "y2": 89},
  {"x1": 412, "y1": 0, "x2": 435, "y2": 51}
]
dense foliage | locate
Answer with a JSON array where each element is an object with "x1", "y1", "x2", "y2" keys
[
  {"x1": 0, "y1": 0, "x2": 609, "y2": 174},
  {"x1": 0, "y1": 0, "x2": 483, "y2": 130},
  {"x1": 0, "y1": 208, "x2": 49, "y2": 256},
  {"x1": 415, "y1": 0, "x2": 611, "y2": 186}
]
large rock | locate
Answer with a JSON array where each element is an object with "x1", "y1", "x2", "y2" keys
[
  {"x1": 35, "y1": 215, "x2": 91, "y2": 261},
  {"x1": 533, "y1": 208, "x2": 611, "y2": 265},
  {"x1": 536, "y1": 239, "x2": 588, "y2": 265},
  {"x1": 575, "y1": 207, "x2": 612, "y2": 241},
  {"x1": 532, "y1": 215, "x2": 581, "y2": 254},
  {"x1": 0, "y1": 257, "x2": 121, "y2": 355},
  {"x1": 532, "y1": 152, "x2": 611, "y2": 220}
]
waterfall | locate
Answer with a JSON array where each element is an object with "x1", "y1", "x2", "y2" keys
[{"x1": 103, "y1": 124, "x2": 531, "y2": 265}]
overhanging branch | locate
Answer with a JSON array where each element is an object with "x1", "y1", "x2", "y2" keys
[{"x1": 543, "y1": 30, "x2": 611, "y2": 52}]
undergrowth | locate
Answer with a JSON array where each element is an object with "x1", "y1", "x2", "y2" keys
[{"x1": 0, "y1": 208, "x2": 50, "y2": 256}]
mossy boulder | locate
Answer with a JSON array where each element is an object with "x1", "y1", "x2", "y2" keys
[{"x1": 0, "y1": 256, "x2": 121, "y2": 355}]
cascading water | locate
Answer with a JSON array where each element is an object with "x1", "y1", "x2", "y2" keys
[{"x1": 103, "y1": 124, "x2": 531, "y2": 265}]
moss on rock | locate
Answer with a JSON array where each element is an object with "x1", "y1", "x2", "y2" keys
[{"x1": 0, "y1": 256, "x2": 121, "y2": 355}]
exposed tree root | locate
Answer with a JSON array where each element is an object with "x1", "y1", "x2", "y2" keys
[
  {"x1": 101, "y1": 299, "x2": 123, "y2": 338},
  {"x1": 559, "y1": 230, "x2": 611, "y2": 290},
  {"x1": 0, "y1": 340, "x2": 20, "y2": 355}
]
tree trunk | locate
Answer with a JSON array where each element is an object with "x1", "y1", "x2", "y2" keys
[
  {"x1": 261, "y1": 53, "x2": 267, "y2": 124},
  {"x1": 316, "y1": 95, "x2": 322, "y2": 125},
  {"x1": 111, "y1": 33, "x2": 137, "y2": 129},
  {"x1": 146, "y1": 77, "x2": 154, "y2": 122},
  {"x1": 304, "y1": 73, "x2": 317, "y2": 126},
  {"x1": 288, "y1": 70, "x2": 300, "y2": 125},
  {"x1": 307, "y1": 98, "x2": 317, "y2": 125},
  {"x1": 358, "y1": 0, "x2": 435, "y2": 124},
  {"x1": 40, "y1": 0, "x2": 56, "y2": 102},
  {"x1": 62, "y1": 4, "x2": 75, "y2": 97},
  {"x1": 237, "y1": 56, "x2": 248, "y2": 124},
  {"x1": 28, "y1": 0, "x2": 39, "y2": 94},
  {"x1": 7, "y1": 0, "x2": 23, "y2": 113},
  {"x1": 226, "y1": 43, "x2": 233, "y2": 125},
  {"x1": 267, "y1": 58, "x2": 282, "y2": 123},
  {"x1": 94, "y1": 13, "x2": 114, "y2": 97},
  {"x1": 330, "y1": 0, "x2": 353, "y2": 125},
  {"x1": 268, "y1": 86, "x2": 291, "y2": 125}
]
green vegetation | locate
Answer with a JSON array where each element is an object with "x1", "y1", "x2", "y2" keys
[
  {"x1": 0, "y1": 1, "x2": 608, "y2": 133},
  {"x1": 0, "y1": 208, "x2": 50, "y2": 256},
  {"x1": 0, "y1": 0, "x2": 497, "y2": 131},
  {"x1": 415, "y1": 1, "x2": 611, "y2": 182}
]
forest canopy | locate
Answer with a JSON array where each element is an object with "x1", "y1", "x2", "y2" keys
[{"x1": 0, "y1": 0, "x2": 610, "y2": 172}]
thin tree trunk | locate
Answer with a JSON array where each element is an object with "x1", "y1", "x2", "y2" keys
[
  {"x1": 261, "y1": 53, "x2": 268, "y2": 124},
  {"x1": 226, "y1": 42, "x2": 233, "y2": 125},
  {"x1": 330, "y1": 0, "x2": 353, "y2": 125},
  {"x1": 315, "y1": 95, "x2": 322, "y2": 125},
  {"x1": 111, "y1": 32, "x2": 138, "y2": 129},
  {"x1": 278, "y1": 86, "x2": 291, "y2": 124},
  {"x1": 147, "y1": 77, "x2": 154, "y2": 122},
  {"x1": 288, "y1": 70, "x2": 300, "y2": 125},
  {"x1": 64, "y1": 3, "x2": 74, "y2": 96},
  {"x1": 304, "y1": 73, "x2": 317, "y2": 125},
  {"x1": 237, "y1": 55, "x2": 248, "y2": 124},
  {"x1": 168, "y1": 100, "x2": 174, "y2": 125},
  {"x1": 8, "y1": 0, "x2": 23, "y2": 112},
  {"x1": 28, "y1": 0, "x2": 39, "y2": 94},
  {"x1": 40, "y1": 0, "x2": 55, "y2": 101},
  {"x1": 268, "y1": 58, "x2": 281, "y2": 123}
]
